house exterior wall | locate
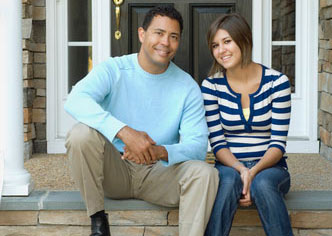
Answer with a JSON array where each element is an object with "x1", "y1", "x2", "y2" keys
[
  {"x1": 21, "y1": 1, "x2": 331, "y2": 160},
  {"x1": 319, "y1": 0, "x2": 332, "y2": 161},
  {"x1": 22, "y1": 0, "x2": 46, "y2": 159}
]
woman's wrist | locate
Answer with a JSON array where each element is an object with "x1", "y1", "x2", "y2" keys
[
  {"x1": 231, "y1": 161, "x2": 248, "y2": 173},
  {"x1": 249, "y1": 167, "x2": 257, "y2": 178},
  {"x1": 239, "y1": 166, "x2": 249, "y2": 174},
  {"x1": 231, "y1": 161, "x2": 242, "y2": 169}
]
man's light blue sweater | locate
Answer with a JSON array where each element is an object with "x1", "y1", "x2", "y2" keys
[{"x1": 64, "y1": 53, "x2": 208, "y2": 166}]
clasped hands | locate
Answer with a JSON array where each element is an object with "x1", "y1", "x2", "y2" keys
[
  {"x1": 239, "y1": 167, "x2": 254, "y2": 207},
  {"x1": 117, "y1": 126, "x2": 165, "y2": 165}
]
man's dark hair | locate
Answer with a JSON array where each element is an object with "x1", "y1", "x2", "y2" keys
[{"x1": 142, "y1": 5, "x2": 183, "y2": 34}]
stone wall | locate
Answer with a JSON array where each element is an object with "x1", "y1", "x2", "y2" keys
[
  {"x1": 1, "y1": 209, "x2": 332, "y2": 235},
  {"x1": 319, "y1": 0, "x2": 332, "y2": 161},
  {"x1": 22, "y1": 0, "x2": 46, "y2": 159}
]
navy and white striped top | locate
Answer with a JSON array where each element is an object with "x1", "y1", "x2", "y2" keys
[{"x1": 201, "y1": 65, "x2": 291, "y2": 162}]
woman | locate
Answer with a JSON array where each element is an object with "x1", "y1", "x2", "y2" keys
[{"x1": 201, "y1": 13, "x2": 293, "y2": 236}]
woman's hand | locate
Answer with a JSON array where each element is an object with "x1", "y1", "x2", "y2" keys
[{"x1": 239, "y1": 167, "x2": 254, "y2": 207}]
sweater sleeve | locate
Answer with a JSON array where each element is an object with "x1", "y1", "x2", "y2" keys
[
  {"x1": 268, "y1": 74, "x2": 291, "y2": 153},
  {"x1": 64, "y1": 61, "x2": 126, "y2": 143},
  {"x1": 161, "y1": 84, "x2": 209, "y2": 166},
  {"x1": 201, "y1": 78, "x2": 228, "y2": 156}
]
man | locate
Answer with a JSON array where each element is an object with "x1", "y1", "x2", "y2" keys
[{"x1": 65, "y1": 5, "x2": 218, "y2": 236}]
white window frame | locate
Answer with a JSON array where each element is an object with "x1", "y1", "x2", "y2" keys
[
  {"x1": 46, "y1": 0, "x2": 110, "y2": 153},
  {"x1": 252, "y1": 0, "x2": 319, "y2": 153}
]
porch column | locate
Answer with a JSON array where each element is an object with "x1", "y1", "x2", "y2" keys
[{"x1": 0, "y1": 0, "x2": 34, "y2": 196}]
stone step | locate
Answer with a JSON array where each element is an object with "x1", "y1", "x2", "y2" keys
[
  {"x1": 24, "y1": 153, "x2": 332, "y2": 192},
  {"x1": 1, "y1": 190, "x2": 332, "y2": 236}
]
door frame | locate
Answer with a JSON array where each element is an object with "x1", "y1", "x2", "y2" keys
[
  {"x1": 46, "y1": 0, "x2": 111, "y2": 153},
  {"x1": 252, "y1": 0, "x2": 319, "y2": 153},
  {"x1": 47, "y1": 0, "x2": 319, "y2": 153}
]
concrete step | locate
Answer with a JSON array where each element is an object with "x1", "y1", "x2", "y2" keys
[
  {"x1": 24, "y1": 153, "x2": 332, "y2": 191},
  {"x1": 1, "y1": 190, "x2": 332, "y2": 236}
]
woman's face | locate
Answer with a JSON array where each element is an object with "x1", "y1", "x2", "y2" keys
[{"x1": 211, "y1": 29, "x2": 242, "y2": 71}]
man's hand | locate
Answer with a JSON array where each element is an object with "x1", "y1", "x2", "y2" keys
[
  {"x1": 122, "y1": 145, "x2": 168, "y2": 165},
  {"x1": 116, "y1": 126, "x2": 156, "y2": 164}
]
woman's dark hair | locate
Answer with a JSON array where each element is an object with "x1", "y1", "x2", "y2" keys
[
  {"x1": 207, "y1": 13, "x2": 253, "y2": 76},
  {"x1": 142, "y1": 5, "x2": 183, "y2": 34}
]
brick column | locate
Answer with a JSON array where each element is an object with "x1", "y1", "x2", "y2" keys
[{"x1": 0, "y1": 0, "x2": 34, "y2": 196}]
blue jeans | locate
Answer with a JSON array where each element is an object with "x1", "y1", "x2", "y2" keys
[{"x1": 205, "y1": 160, "x2": 293, "y2": 236}]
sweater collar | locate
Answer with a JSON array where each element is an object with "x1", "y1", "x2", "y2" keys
[{"x1": 133, "y1": 53, "x2": 175, "y2": 79}]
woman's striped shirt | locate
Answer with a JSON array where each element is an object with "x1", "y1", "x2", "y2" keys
[{"x1": 201, "y1": 65, "x2": 291, "y2": 162}]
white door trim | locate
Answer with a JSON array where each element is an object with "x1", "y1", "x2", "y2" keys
[
  {"x1": 46, "y1": 0, "x2": 58, "y2": 153},
  {"x1": 46, "y1": 0, "x2": 111, "y2": 153},
  {"x1": 252, "y1": 0, "x2": 319, "y2": 153}
]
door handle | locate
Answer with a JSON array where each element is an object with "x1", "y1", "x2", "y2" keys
[{"x1": 113, "y1": 0, "x2": 124, "y2": 40}]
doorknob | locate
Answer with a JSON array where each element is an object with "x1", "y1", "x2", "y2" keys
[{"x1": 113, "y1": 0, "x2": 124, "y2": 40}]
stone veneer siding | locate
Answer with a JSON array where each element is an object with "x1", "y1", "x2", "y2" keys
[
  {"x1": 319, "y1": 0, "x2": 332, "y2": 161},
  {"x1": 22, "y1": 0, "x2": 46, "y2": 159}
]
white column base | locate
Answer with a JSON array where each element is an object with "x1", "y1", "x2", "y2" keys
[
  {"x1": 2, "y1": 182, "x2": 34, "y2": 196},
  {"x1": 2, "y1": 169, "x2": 34, "y2": 196}
]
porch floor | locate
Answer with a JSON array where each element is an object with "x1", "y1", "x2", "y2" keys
[{"x1": 24, "y1": 153, "x2": 332, "y2": 191}]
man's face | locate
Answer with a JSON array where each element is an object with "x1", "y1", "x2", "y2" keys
[{"x1": 138, "y1": 15, "x2": 181, "y2": 74}]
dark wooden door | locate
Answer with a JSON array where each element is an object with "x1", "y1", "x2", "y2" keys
[{"x1": 111, "y1": 0, "x2": 252, "y2": 85}]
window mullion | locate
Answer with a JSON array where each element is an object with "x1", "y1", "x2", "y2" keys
[
  {"x1": 272, "y1": 41, "x2": 296, "y2": 46},
  {"x1": 68, "y1": 42, "x2": 93, "y2": 46}
]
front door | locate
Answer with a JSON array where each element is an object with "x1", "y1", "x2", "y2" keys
[{"x1": 110, "y1": 0, "x2": 252, "y2": 85}]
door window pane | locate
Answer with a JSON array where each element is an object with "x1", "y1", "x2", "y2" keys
[
  {"x1": 68, "y1": 46, "x2": 92, "y2": 92},
  {"x1": 272, "y1": 46, "x2": 295, "y2": 92},
  {"x1": 68, "y1": 0, "x2": 92, "y2": 41},
  {"x1": 272, "y1": 0, "x2": 295, "y2": 41}
]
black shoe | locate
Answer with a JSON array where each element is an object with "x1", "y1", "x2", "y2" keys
[{"x1": 90, "y1": 213, "x2": 111, "y2": 236}]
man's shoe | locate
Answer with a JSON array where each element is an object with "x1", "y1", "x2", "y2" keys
[{"x1": 90, "y1": 213, "x2": 111, "y2": 236}]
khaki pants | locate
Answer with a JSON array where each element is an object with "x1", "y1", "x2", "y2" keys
[{"x1": 65, "y1": 123, "x2": 219, "y2": 236}]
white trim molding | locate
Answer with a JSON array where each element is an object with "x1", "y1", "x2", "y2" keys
[
  {"x1": 253, "y1": 0, "x2": 319, "y2": 153},
  {"x1": 287, "y1": 0, "x2": 319, "y2": 153},
  {"x1": 47, "y1": 0, "x2": 111, "y2": 153},
  {"x1": 46, "y1": 0, "x2": 58, "y2": 153}
]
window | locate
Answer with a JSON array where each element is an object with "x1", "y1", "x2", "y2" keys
[
  {"x1": 252, "y1": 0, "x2": 319, "y2": 152},
  {"x1": 271, "y1": 0, "x2": 296, "y2": 92},
  {"x1": 47, "y1": 0, "x2": 110, "y2": 153},
  {"x1": 67, "y1": 0, "x2": 92, "y2": 92}
]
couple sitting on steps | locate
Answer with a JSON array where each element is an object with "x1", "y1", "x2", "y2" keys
[{"x1": 65, "y1": 5, "x2": 293, "y2": 236}]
